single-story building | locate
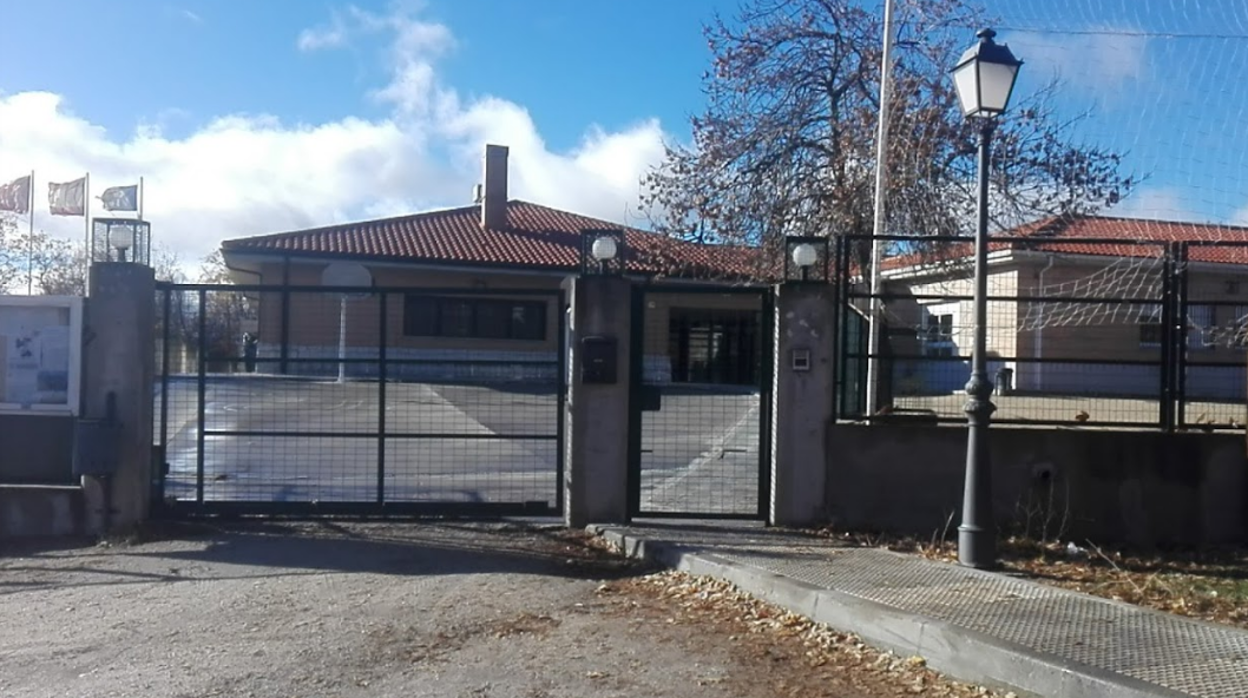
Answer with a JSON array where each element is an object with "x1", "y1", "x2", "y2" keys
[
  {"x1": 218, "y1": 144, "x2": 770, "y2": 386},
  {"x1": 875, "y1": 214, "x2": 1248, "y2": 401}
]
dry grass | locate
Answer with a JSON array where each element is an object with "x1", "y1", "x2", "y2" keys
[
  {"x1": 604, "y1": 570, "x2": 1018, "y2": 698},
  {"x1": 815, "y1": 527, "x2": 1248, "y2": 630}
]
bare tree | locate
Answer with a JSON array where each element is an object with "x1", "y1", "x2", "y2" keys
[
  {"x1": 0, "y1": 214, "x2": 31, "y2": 292},
  {"x1": 37, "y1": 241, "x2": 89, "y2": 296},
  {"x1": 0, "y1": 218, "x2": 84, "y2": 295},
  {"x1": 163, "y1": 250, "x2": 255, "y2": 369},
  {"x1": 34, "y1": 239, "x2": 186, "y2": 296},
  {"x1": 640, "y1": 0, "x2": 1137, "y2": 277}
]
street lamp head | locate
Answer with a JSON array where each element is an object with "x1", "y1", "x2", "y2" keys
[
  {"x1": 791, "y1": 242, "x2": 818, "y2": 269},
  {"x1": 112, "y1": 232, "x2": 133, "y2": 251},
  {"x1": 590, "y1": 235, "x2": 618, "y2": 262},
  {"x1": 951, "y1": 28, "x2": 1023, "y2": 119}
]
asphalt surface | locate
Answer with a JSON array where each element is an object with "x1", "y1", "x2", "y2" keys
[
  {"x1": 0, "y1": 521, "x2": 737, "y2": 698},
  {"x1": 154, "y1": 377, "x2": 761, "y2": 514}
]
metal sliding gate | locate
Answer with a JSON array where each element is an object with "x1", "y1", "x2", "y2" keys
[
  {"x1": 627, "y1": 284, "x2": 774, "y2": 519},
  {"x1": 152, "y1": 282, "x2": 566, "y2": 518}
]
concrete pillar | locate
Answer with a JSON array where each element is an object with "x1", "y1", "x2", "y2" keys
[
  {"x1": 563, "y1": 275, "x2": 632, "y2": 527},
  {"x1": 770, "y1": 283, "x2": 835, "y2": 527},
  {"x1": 82, "y1": 262, "x2": 156, "y2": 534}
]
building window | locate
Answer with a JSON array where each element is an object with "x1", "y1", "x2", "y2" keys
[
  {"x1": 1186, "y1": 304, "x2": 1215, "y2": 350},
  {"x1": 403, "y1": 296, "x2": 547, "y2": 341},
  {"x1": 1136, "y1": 304, "x2": 1218, "y2": 349},
  {"x1": 668, "y1": 308, "x2": 760, "y2": 385},
  {"x1": 1234, "y1": 306, "x2": 1248, "y2": 347},
  {"x1": 921, "y1": 306, "x2": 956, "y2": 358},
  {"x1": 1138, "y1": 303, "x2": 1163, "y2": 347}
]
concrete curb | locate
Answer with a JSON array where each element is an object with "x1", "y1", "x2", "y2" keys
[{"x1": 589, "y1": 526, "x2": 1188, "y2": 698}]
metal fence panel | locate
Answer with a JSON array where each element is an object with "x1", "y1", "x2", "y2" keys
[
  {"x1": 837, "y1": 234, "x2": 1180, "y2": 429},
  {"x1": 153, "y1": 283, "x2": 565, "y2": 516}
]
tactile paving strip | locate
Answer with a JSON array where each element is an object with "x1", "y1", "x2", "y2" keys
[{"x1": 620, "y1": 524, "x2": 1248, "y2": 698}]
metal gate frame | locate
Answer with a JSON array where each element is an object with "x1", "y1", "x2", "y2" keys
[
  {"x1": 152, "y1": 281, "x2": 567, "y2": 518},
  {"x1": 626, "y1": 284, "x2": 774, "y2": 520}
]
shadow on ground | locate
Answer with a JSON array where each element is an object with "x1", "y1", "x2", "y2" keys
[{"x1": 0, "y1": 519, "x2": 657, "y2": 595}]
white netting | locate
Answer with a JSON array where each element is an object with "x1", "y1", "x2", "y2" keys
[
  {"x1": 1016, "y1": 253, "x2": 1164, "y2": 332},
  {"x1": 983, "y1": 1, "x2": 1248, "y2": 237},
  {"x1": 912, "y1": 1, "x2": 1248, "y2": 334}
]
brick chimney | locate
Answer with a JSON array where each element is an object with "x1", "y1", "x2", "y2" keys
[{"x1": 480, "y1": 144, "x2": 509, "y2": 229}]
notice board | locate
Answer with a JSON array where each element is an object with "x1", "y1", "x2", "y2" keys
[{"x1": 0, "y1": 296, "x2": 83, "y2": 415}]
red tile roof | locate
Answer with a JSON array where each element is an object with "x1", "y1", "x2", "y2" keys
[
  {"x1": 881, "y1": 214, "x2": 1248, "y2": 273},
  {"x1": 221, "y1": 200, "x2": 767, "y2": 281}
]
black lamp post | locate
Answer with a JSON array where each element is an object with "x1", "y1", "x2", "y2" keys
[{"x1": 949, "y1": 28, "x2": 1022, "y2": 570}]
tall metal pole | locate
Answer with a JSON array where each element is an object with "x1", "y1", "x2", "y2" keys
[
  {"x1": 337, "y1": 295, "x2": 348, "y2": 383},
  {"x1": 27, "y1": 170, "x2": 35, "y2": 295},
  {"x1": 83, "y1": 172, "x2": 90, "y2": 266},
  {"x1": 958, "y1": 120, "x2": 998, "y2": 569},
  {"x1": 865, "y1": 0, "x2": 897, "y2": 417}
]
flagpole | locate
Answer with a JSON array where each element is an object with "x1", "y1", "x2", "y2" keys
[
  {"x1": 27, "y1": 170, "x2": 35, "y2": 295},
  {"x1": 139, "y1": 176, "x2": 147, "y2": 262},
  {"x1": 84, "y1": 172, "x2": 91, "y2": 264}
]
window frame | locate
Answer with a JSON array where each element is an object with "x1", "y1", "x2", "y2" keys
[
  {"x1": 1185, "y1": 303, "x2": 1216, "y2": 351},
  {"x1": 920, "y1": 303, "x2": 958, "y2": 358},
  {"x1": 1137, "y1": 303, "x2": 1163, "y2": 348},
  {"x1": 1233, "y1": 305, "x2": 1248, "y2": 348},
  {"x1": 402, "y1": 295, "x2": 548, "y2": 342}
]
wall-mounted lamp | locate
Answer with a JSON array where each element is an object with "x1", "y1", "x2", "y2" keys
[
  {"x1": 580, "y1": 228, "x2": 626, "y2": 276},
  {"x1": 783, "y1": 236, "x2": 829, "y2": 283},
  {"x1": 112, "y1": 234, "x2": 133, "y2": 263},
  {"x1": 91, "y1": 217, "x2": 151, "y2": 266}
]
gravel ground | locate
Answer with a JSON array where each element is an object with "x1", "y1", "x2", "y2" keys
[{"x1": 0, "y1": 521, "x2": 1011, "y2": 698}]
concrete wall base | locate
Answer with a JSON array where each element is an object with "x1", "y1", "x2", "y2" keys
[{"x1": 0, "y1": 484, "x2": 87, "y2": 537}]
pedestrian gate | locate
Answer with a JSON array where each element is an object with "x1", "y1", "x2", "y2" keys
[{"x1": 627, "y1": 285, "x2": 774, "y2": 519}]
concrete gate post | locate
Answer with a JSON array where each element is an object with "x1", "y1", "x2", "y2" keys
[
  {"x1": 82, "y1": 262, "x2": 156, "y2": 534},
  {"x1": 563, "y1": 275, "x2": 632, "y2": 528},
  {"x1": 770, "y1": 283, "x2": 836, "y2": 527}
]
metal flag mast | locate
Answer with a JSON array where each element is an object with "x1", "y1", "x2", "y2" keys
[
  {"x1": 84, "y1": 172, "x2": 91, "y2": 264},
  {"x1": 27, "y1": 170, "x2": 35, "y2": 295},
  {"x1": 865, "y1": 0, "x2": 897, "y2": 417}
]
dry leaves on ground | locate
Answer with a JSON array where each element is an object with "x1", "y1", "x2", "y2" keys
[
  {"x1": 816, "y1": 528, "x2": 1248, "y2": 630},
  {"x1": 602, "y1": 570, "x2": 1017, "y2": 698}
]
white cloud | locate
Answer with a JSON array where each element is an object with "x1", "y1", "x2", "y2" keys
[
  {"x1": 181, "y1": 9, "x2": 203, "y2": 24},
  {"x1": 0, "y1": 3, "x2": 670, "y2": 277},
  {"x1": 1004, "y1": 27, "x2": 1149, "y2": 92},
  {"x1": 1230, "y1": 201, "x2": 1248, "y2": 227},
  {"x1": 1111, "y1": 186, "x2": 1209, "y2": 222}
]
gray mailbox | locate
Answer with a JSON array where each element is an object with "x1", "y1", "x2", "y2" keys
[
  {"x1": 73, "y1": 418, "x2": 122, "y2": 477},
  {"x1": 73, "y1": 392, "x2": 121, "y2": 478}
]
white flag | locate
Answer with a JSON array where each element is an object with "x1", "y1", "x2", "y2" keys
[
  {"x1": 0, "y1": 175, "x2": 31, "y2": 214},
  {"x1": 49, "y1": 177, "x2": 87, "y2": 216}
]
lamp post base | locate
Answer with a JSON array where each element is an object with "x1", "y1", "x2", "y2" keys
[{"x1": 957, "y1": 524, "x2": 997, "y2": 570}]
